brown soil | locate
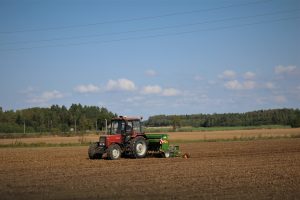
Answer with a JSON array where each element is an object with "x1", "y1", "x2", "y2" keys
[{"x1": 1, "y1": 138, "x2": 299, "y2": 200}]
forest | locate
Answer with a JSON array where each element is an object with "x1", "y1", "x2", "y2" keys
[
  {"x1": 145, "y1": 108, "x2": 300, "y2": 129},
  {"x1": 0, "y1": 104, "x2": 116, "y2": 134},
  {"x1": 0, "y1": 106, "x2": 300, "y2": 134}
]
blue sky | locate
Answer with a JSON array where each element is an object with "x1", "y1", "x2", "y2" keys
[{"x1": 0, "y1": 0, "x2": 299, "y2": 118}]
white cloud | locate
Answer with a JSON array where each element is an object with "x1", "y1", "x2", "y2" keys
[
  {"x1": 274, "y1": 95, "x2": 287, "y2": 103},
  {"x1": 140, "y1": 85, "x2": 181, "y2": 96},
  {"x1": 243, "y1": 81, "x2": 256, "y2": 89},
  {"x1": 141, "y1": 85, "x2": 162, "y2": 95},
  {"x1": 274, "y1": 65, "x2": 296, "y2": 74},
  {"x1": 74, "y1": 84, "x2": 100, "y2": 93},
  {"x1": 224, "y1": 80, "x2": 256, "y2": 90},
  {"x1": 243, "y1": 72, "x2": 256, "y2": 79},
  {"x1": 27, "y1": 90, "x2": 64, "y2": 104},
  {"x1": 162, "y1": 88, "x2": 181, "y2": 96},
  {"x1": 224, "y1": 80, "x2": 243, "y2": 90},
  {"x1": 42, "y1": 90, "x2": 64, "y2": 99},
  {"x1": 145, "y1": 69, "x2": 157, "y2": 77},
  {"x1": 265, "y1": 82, "x2": 275, "y2": 89},
  {"x1": 106, "y1": 78, "x2": 136, "y2": 91},
  {"x1": 219, "y1": 70, "x2": 236, "y2": 79}
]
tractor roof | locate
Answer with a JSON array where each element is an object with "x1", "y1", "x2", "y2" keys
[{"x1": 112, "y1": 116, "x2": 143, "y2": 121}]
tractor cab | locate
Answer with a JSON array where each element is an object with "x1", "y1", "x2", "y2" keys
[{"x1": 109, "y1": 116, "x2": 143, "y2": 136}]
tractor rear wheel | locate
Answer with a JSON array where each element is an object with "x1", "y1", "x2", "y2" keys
[
  {"x1": 88, "y1": 142, "x2": 102, "y2": 159},
  {"x1": 107, "y1": 144, "x2": 121, "y2": 160},
  {"x1": 131, "y1": 136, "x2": 147, "y2": 158}
]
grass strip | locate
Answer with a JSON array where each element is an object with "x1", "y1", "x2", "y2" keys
[
  {"x1": 0, "y1": 134, "x2": 299, "y2": 148},
  {"x1": 144, "y1": 125, "x2": 291, "y2": 133},
  {"x1": 170, "y1": 134, "x2": 300, "y2": 143},
  {"x1": 0, "y1": 142, "x2": 91, "y2": 148}
]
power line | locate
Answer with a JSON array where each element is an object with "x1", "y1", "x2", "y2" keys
[
  {"x1": 1, "y1": 8, "x2": 297, "y2": 46},
  {"x1": 0, "y1": 0, "x2": 272, "y2": 34},
  {"x1": 1, "y1": 16, "x2": 298, "y2": 52}
]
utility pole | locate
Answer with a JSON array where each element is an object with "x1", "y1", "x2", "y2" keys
[
  {"x1": 75, "y1": 119, "x2": 77, "y2": 134},
  {"x1": 96, "y1": 120, "x2": 98, "y2": 133},
  {"x1": 23, "y1": 120, "x2": 26, "y2": 134},
  {"x1": 105, "y1": 119, "x2": 107, "y2": 134}
]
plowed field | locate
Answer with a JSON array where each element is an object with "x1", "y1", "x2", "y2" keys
[{"x1": 1, "y1": 138, "x2": 300, "y2": 199}]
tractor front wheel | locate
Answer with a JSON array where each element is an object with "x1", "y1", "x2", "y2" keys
[
  {"x1": 131, "y1": 137, "x2": 147, "y2": 158},
  {"x1": 88, "y1": 142, "x2": 102, "y2": 159},
  {"x1": 107, "y1": 144, "x2": 121, "y2": 160}
]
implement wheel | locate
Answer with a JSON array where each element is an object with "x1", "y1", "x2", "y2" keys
[
  {"x1": 131, "y1": 136, "x2": 147, "y2": 158},
  {"x1": 88, "y1": 142, "x2": 102, "y2": 159},
  {"x1": 162, "y1": 151, "x2": 170, "y2": 158},
  {"x1": 107, "y1": 144, "x2": 121, "y2": 160}
]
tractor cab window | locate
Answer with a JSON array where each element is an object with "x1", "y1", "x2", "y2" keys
[
  {"x1": 111, "y1": 120, "x2": 125, "y2": 135},
  {"x1": 126, "y1": 121, "x2": 133, "y2": 134},
  {"x1": 125, "y1": 120, "x2": 141, "y2": 134},
  {"x1": 133, "y1": 120, "x2": 141, "y2": 133}
]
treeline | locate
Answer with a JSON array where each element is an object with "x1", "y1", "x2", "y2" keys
[
  {"x1": 1, "y1": 106, "x2": 300, "y2": 134},
  {"x1": 145, "y1": 108, "x2": 300, "y2": 128},
  {"x1": 0, "y1": 104, "x2": 116, "y2": 134}
]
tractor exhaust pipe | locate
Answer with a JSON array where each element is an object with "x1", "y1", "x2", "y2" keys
[{"x1": 105, "y1": 119, "x2": 107, "y2": 134}]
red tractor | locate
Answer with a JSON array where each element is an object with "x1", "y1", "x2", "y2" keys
[{"x1": 88, "y1": 116, "x2": 148, "y2": 160}]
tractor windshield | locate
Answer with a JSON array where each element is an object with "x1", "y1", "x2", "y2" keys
[{"x1": 110, "y1": 120, "x2": 125, "y2": 135}]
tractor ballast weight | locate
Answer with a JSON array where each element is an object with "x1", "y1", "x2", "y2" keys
[{"x1": 88, "y1": 116, "x2": 181, "y2": 160}]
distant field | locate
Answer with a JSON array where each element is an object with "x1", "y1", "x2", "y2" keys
[
  {"x1": 0, "y1": 128, "x2": 299, "y2": 146},
  {"x1": 164, "y1": 128, "x2": 300, "y2": 142},
  {"x1": 144, "y1": 125, "x2": 291, "y2": 133}
]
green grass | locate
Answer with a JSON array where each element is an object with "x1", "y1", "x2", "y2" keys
[
  {"x1": 1, "y1": 134, "x2": 299, "y2": 148},
  {"x1": 0, "y1": 131, "x2": 104, "y2": 139},
  {"x1": 144, "y1": 125, "x2": 291, "y2": 133},
  {"x1": 0, "y1": 141, "x2": 91, "y2": 148},
  {"x1": 170, "y1": 134, "x2": 300, "y2": 143},
  {"x1": 0, "y1": 125, "x2": 292, "y2": 138}
]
